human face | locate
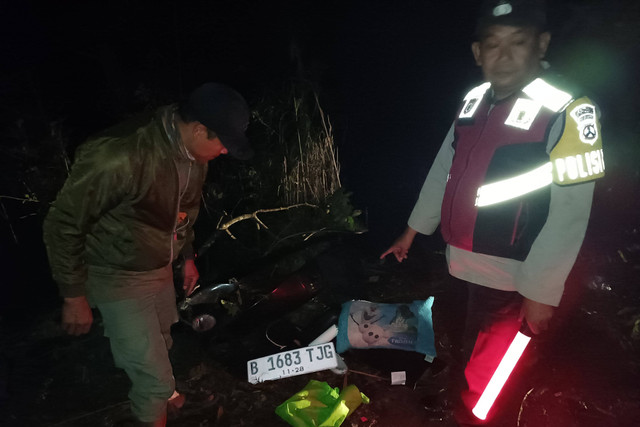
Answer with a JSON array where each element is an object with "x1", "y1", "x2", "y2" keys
[
  {"x1": 186, "y1": 124, "x2": 229, "y2": 164},
  {"x1": 472, "y1": 25, "x2": 550, "y2": 99}
]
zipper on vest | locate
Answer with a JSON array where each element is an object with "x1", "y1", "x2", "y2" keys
[
  {"x1": 510, "y1": 201, "x2": 524, "y2": 246},
  {"x1": 447, "y1": 103, "x2": 493, "y2": 240}
]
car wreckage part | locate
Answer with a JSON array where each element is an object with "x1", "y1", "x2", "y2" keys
[
  {"x1": 308, "y1": 324, "x2": 338, "y2": 345},
  {"x1": 182, "y1": 280, "x2": 239, "y2": 307},
  {"x1": 308, "y1": 324, "x2": 348, "y2": 374},
  {"x1": 191, "y1": 313, "x2": 216, "y2": 331}
]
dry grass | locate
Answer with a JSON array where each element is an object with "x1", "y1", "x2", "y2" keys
[{"x1": 280, "y1": 93, "x2": 341, "y2": 205}]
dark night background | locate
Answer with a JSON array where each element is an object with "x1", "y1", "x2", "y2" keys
[
  {"x1": 1, "y1": 0, "x2": 639, "y2": 324},
  {"x1": 1, "y1": 1, "x2": 640, "y2": 426}
]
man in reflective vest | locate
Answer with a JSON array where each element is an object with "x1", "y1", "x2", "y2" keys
[{"x1": 381, "y1": 0, "x2": 604, "y2": 424}]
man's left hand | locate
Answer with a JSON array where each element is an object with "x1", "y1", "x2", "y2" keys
[
  {"x1": 519, "y1": 298, "x2": 554, "y2": 335},
  {"x1": 183, "y1": 259, "x2": 199, "y2": 296}
]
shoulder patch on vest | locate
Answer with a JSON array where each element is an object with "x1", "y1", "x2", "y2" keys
[
  {"x1": 550, "y1": 97, "x2": 605, "y2": 185},
  {"x1": 459, "y1": 82, "x2": 491, "y2": 119}
]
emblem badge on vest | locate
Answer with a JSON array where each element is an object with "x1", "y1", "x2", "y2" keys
[
  {"x1": 570, "y1": 104, "x2": 598, "y2": 145},
  {"x1": 460, "y1": 97, "x2": 482, "y2": 119},
  {"x1": 504, "y1": 98, "x2": 542, "y2": 130},
  {"x1": 459, "y1": 82, "x2": 491, "y2": 119},
  {"x1": 464, "y1": 98, "x2": 477, "y2": 115}
]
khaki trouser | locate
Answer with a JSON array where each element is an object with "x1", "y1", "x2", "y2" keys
[{"x1": 97, "y1": 284, "x2": 179, "y2": 423}]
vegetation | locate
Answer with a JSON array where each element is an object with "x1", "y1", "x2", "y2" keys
[{"x1": 195, "y1": 82, "x2": 365, "y2": 281}]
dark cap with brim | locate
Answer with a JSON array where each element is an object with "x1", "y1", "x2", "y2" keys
[
  {"x1": 185, "y1": 82, "x2": 254, "y2": 160},
  {"x1": 476, "y1": 0, "x2": 547, "y2": 39}
]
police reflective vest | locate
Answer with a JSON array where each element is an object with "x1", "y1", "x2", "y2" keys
[{"x1": 441, "y1": 78, "x2": 605, "y2": 261}]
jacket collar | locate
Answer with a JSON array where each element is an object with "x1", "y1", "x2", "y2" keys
[{"x1": 159, "y1": 105, "x2": 195, "y2": 161}]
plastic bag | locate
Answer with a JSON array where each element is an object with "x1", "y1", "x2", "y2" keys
[{"x1": 275, "y1": 380, "x2": 369, "y2": 427}]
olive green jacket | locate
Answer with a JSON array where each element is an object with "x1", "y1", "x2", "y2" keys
[{"x1": 43, "y1": 109, "x2": 207, "y2": 300}]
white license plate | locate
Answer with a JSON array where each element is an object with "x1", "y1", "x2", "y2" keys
[{"x1": 247, "y1": 342, "x2": 338, "y2": 384}]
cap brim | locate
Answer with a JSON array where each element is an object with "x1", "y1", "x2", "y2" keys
[{"x1": 219, "y1": 134, "x2": 254, "y2": 160}]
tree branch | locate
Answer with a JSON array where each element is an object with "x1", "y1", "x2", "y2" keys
[
  {"x1": 0, "y1": 195, "x2": 40, "y2": 203},
  {"x1": 218, "y1": 203, "x2": 317, "y2": 239}
]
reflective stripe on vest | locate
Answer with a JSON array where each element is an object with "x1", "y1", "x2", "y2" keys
[
  {"x1": 475, "y1": 162, "x2": 553, "y2": 207},
  {"x1": 459, "y1": 78, "x2": 573, "y2": 120},
  {"x1": 522, "y1": 78, "x2": 573, "y2": 112}
]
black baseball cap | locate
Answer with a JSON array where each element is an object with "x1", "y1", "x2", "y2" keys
[
  {"x1": 476, "y1": 0, "x2": 547, "y2": 39},
  {"x1": 185, "y1": 82, "x2": 253, "y2": 160}
]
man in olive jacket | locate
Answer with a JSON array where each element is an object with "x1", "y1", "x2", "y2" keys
[{"x1": 43, "y1": 82, "x2": 253, "y2": 427}]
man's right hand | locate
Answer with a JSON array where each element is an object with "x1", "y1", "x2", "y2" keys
[
  {"x1": 380, "y1": 227, "x2": 418, "y2": 263},
  {"x1": 62, "y1": 296, "x2": 94, "y2": 336},
  {"x1": 519, "y1": 297, "x2": 554, "y2": 335}
]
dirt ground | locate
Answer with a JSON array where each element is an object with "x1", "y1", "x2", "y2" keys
[{"x1": 1, "y1": 241, "x2": 639, "y2": 427}]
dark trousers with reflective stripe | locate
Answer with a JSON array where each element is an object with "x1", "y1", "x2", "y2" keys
[{"x1": 449, "y1": 280, "x2": 523, "y2": 417}]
